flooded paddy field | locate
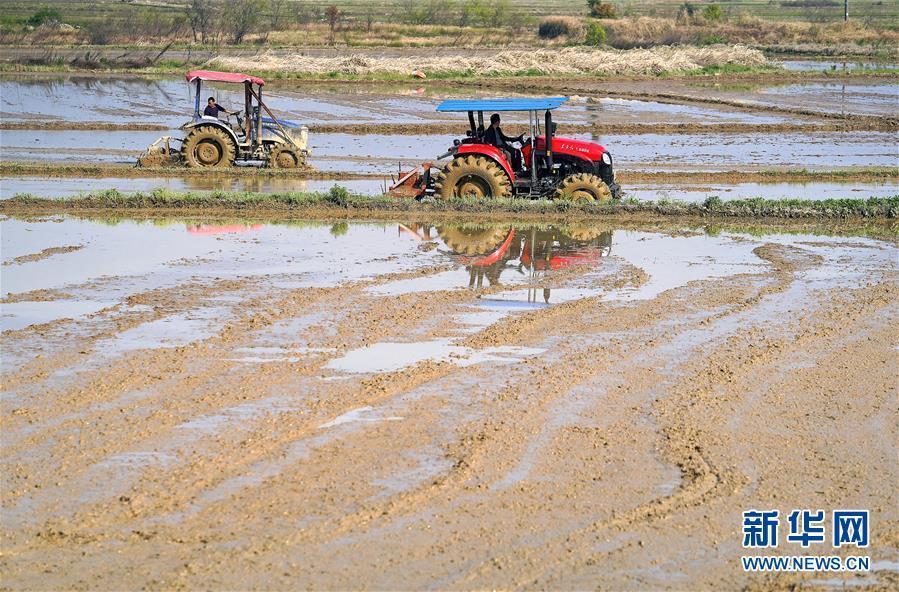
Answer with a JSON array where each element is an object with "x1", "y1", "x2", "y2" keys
[
  {"x1": 2, "y1": 128, "x2": 895, "y2": 173},
  {"x1": 2, "y1": 213, "x2": 897, "y2": 589}
]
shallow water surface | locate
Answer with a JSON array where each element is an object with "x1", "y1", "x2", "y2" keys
[{"x1": 3, "y1": 216, "x2": 894, "y2": 341}]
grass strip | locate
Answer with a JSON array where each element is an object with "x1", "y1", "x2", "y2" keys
[{"x1": 4, "y1": 188, "x2": 898, "y2": 220}]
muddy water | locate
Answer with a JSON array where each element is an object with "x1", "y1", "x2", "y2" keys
[
  {"x1": 0, "y1": 176, "x2": 387, "y2": 198},
  {"x1": 3, "y1": 74, "x2": 896, "y2": 174},
  {"x1": 1, "y1": 75, "x2": 801, "y2": 129},
  {"x1": 2, "y1": 128, "x2": 895, "y2": 171},
  {"x1": 2, "y1": 212, "x2": 897, "y2": 590},
  {"x1": 1, "y1": 214, "x2": 892, "y2": 337},
  {"x1": 778, "y1": 59, "x2": 898, "y2": 72}
]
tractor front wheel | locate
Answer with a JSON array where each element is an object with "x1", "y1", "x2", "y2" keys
[
  {"x1": 437, "y1": 225, "x2": 510, "y2": 256},
  {"x1": 554, "y1": 173, "x2": 613, "y2": 202},
  {"x1": 182, "y1": 126, "x2": 236, "y2": 168},
  {"x1": 435, "y1": 155, "x2": 512, "y2": 200},
  {"x1": 268, "y1": 145, "x2": 304, "y2": 169}
]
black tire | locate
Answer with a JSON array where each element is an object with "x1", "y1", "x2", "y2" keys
[
  {"x1": 437, "y1": 225, "x2": 510, "y2": 256},
  {"x1": 564, "y1": 225, "x2": 607, "y2": 242},
  {"x1": 554, "y1": 173, "x2": 612, "y2": 202},
  {"x1": 268, "y1": 145, "x2": 304, "y2": 169},
  {"x1": 182, "y1": 125, "x2": 236, "y2": 168},
  {"x1": 435, "y1": 155, "x2": 512, "y2": 199}
]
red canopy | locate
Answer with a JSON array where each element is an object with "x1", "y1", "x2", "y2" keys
[{"x1": 185, "y1": 70, "x2": 265, "y2": 86}]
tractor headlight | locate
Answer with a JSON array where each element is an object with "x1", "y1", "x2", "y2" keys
[{"x1": 602, "y1": 152, "x2": 612, "y2": 165}]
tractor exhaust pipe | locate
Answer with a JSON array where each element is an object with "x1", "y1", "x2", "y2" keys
[{"x1": 545, "y1": 110, "x2": 553, "y2": 171}]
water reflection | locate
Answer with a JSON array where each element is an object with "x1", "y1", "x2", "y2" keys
[{"x1": 400, "y1": 223, "x2": 613, "y2": 302}]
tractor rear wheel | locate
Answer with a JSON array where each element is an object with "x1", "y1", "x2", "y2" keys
[
  {"x1": 564, "y1": 225, "x2": 607, "y2": 242},
  {"x1": 182, "y1": 126, "x2": 236, "y2": 168},
  {"x1": 554, "y1": 173, "x2": 612, "y2": 202},
  {"x1": 437, "y1": 225, "x2": 510, "y2": 256},
  {"x1": 269, "y1": 145, "x2": 304, "y2": 169},
  {"x1": 435, "y1": 155, "x2": 512, "y2": 200}
]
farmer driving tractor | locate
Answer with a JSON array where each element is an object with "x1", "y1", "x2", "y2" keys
[
  {"x1": 203, "y1": 96, "x2": 232, "y2": 118},
  {"x1": 484, "y1": 113, "x2": 524, "y2": 171}
]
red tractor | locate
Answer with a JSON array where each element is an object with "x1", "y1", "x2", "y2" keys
[{"x1": 390, "y1": 97, "x2": 621, "y2": 201}]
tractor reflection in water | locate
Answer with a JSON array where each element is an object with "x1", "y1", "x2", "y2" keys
[{"x1": 401, "y1": 223, "x2": 613, "y2": 303}]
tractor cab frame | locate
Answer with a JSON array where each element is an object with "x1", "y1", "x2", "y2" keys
[{"x1": 440, "y1": 97, "x2": 567, "y2": 196}]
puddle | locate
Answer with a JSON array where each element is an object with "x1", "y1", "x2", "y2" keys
[
  {"x1": 1, "y1": 299, "x2": 115, "y2": 331},
  {"x1": 98, "y1": 307, "x2": 230, "y2": 354},
  {"x1": 755, "y1": 82, "x2": 899, "y2": 116},
  {"x1": 319, "y1": 406, "x2": 404, "y2": 429},
  {"x1": 226, "y1": 345, "x2": 336, "y2": 363},
  {"x1": 325, "y1": 339, "x2": 545, "y2": 374},
  {"x1": 779, "y1": 59, "x2": 898, "y2": 72},
  {"x1": 626, "y1": 180, "x2": 899, "y2": 202},
  {"x1": 0, "y1": 217, "x2": 448, "y2": 330},
  {"x1": 2, "y1": 215, "x2": 895, "y2": 351},
  {"x1": 0, "y1": 176, "x2": 386, "y2": 199}
]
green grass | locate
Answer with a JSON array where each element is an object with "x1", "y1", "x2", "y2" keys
[{"x1": 4, "y1": 188, "x2": 897, "y2": 220}]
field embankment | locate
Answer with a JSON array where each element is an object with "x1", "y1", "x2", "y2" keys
[
  {"x1": 4, "y1": 190, "x2": 897, "y2": 224},
  {"x1": 209, "y1": 45, "x2": 770, "y2": 78}
]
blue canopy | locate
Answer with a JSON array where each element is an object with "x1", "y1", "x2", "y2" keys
[{"x1": 436, "y1": 97, "x2": 568, "y2": 113}]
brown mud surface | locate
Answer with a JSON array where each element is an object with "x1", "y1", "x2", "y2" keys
[
  {"x1": 2, "y1": 245, "x2": 83, "y2": 266},
  {"x1": 1, "y1": 216, "x2": 896, "y2": 590}
]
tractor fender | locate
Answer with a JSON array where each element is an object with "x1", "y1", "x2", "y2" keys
[
  {"x1": 182, "y1": 119, "x2": 241, "y2": 148},
  {"x1": 454, "y1": 144, "x2": 516, "y2": 183}
]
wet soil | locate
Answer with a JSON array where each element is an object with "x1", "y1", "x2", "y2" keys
[{"x1": 1, "y1": 215, "x2": 896, "y2": 589}]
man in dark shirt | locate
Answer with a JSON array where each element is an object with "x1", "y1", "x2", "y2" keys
[
  {"x1": 203, "y1": 96, "x2": 232, "y2": 118},
  {"x1": 483, "y1": 113, "x2": 523, "y2": 171}
]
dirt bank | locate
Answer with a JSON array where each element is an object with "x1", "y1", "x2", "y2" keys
[
  {"x1": 209, "y1": 45, "x2": 769, "y2": 77},
  {"x1": 3, "y1": 162, "x2": 895, "y2": 185},
  {"x1": 1, "y1": 216, "x2": 896, "y2": 589},
  {"x1": 4, "y1": 192, "x2": 897, "y2": 223}
]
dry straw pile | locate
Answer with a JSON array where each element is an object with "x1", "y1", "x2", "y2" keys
[{"x1": 211, "y1": 45, "x2": 768, "y2": 77}]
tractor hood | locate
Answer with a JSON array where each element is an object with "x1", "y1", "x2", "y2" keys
[{"x1": 535, "y1": 135, "x2": 606, "y2": 161}]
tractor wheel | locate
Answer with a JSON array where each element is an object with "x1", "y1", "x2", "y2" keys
[
  {"x1": 437, "y1": 225, "x2": 510, "y2": 256},
  {"x1": 269, "y1": 145, "x2": 304, "y2": 169},
  {"x1": 182, "y1": 126, "x2": 236, "y2": 168},
  {"x1": 554, "y1": 173, "x2": 612, "y2": 202},
  {"x1": 564, "y1": 225, "x2": 607, "y2": 242},
  {"x1": 435, "y1": 155, "x2": 512, "y2": 200}
]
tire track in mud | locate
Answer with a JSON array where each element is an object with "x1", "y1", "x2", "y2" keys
[
  {"x1": 1, "y1": 262, "x2": 512, "y2": 543},
  {"x1": 527, "y1": 248, "x2": 897, "y2": 590},
  {"x1": 435, "y1": 243, "x2": 819, "y2": 588},
  {"x1": 3, "y1": 233, "x2": 896, "y2": 588},
  {"x1": 205, "y1": 249, "x2": 794, "y2": 587}
]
